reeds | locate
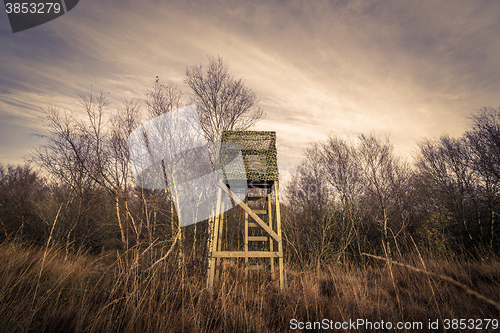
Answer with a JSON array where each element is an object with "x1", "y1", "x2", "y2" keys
[{"x1": 1, "y1": 241, "x2": 499, "y2": 332}]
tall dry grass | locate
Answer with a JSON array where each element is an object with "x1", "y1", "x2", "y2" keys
[{"x1": 0, "y1": 240, "x2": 499, "y2": 332}]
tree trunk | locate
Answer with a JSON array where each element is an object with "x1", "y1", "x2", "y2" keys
[{"x1": 116, "y1": 191, "x2": 128, "y2": 249}]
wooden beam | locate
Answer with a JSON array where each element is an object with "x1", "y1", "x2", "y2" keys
[
  {"x1": 212, "y1": 251, "x2": 282, "y2": 258},
  {"x1": 219, "y1": 182, "x2": 281, "y2": 243},
  {"x1": 207, "y1": 187, "x2": 223, "y2": 292},
  {"x1": 247, "y1": 197, "x2": 267, "y2": 201},
  {"x1": 275, "y1": 180, "x2": 285, "y2": 292},
  {"x1": 248, "y1": 236, "x2": 269, "y2": 241},
  {"x1": 215, "y1": 201, "x2": 224, "y2": 283},
  {"x1": 268, "y1": 190, "x2": 275, "y2": 279},
  {"x1": 244, "y1": 197, "x2": 249, "y2": 277},
  {"x1": 248, "y1": 265, "x2": 266, "y2": 271}
]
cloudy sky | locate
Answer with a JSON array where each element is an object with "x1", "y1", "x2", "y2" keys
[{"x1": 1, "y1": 0, "x2": 499, "y2": 171}]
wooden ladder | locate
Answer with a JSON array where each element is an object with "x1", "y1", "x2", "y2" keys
[{"x1": 244, "y1": 190, "x2": 274, "y2": 277}]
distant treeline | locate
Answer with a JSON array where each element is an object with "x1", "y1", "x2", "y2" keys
[
  {"x1": 1, "y1": 107, "x2": 500, "y2": 267},
  {"x1": 285, "y1": 106, "x2": 500, "y2": 266}
]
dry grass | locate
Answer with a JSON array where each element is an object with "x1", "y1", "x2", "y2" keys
[{"x1": 0, "y1": 242, "x2": 499, "y2": 333}]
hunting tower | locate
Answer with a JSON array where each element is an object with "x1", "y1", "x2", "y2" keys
[{"x1": 206, "y1": 131, "x2": 285, "y2": 292}]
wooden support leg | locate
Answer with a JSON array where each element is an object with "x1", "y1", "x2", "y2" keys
[
  {"x1": 268, "y1": 189, "x2": 275, "y2": 279},
  {"x1": 215, "y1": 202, "x2": 224, "y2": 283},
  {"x1": 244, "y1": 197, "x2": 249, "y2": 277},
  {"x1": 207, "y1": 187, "x2": 222, "y2": 293},
  {"x1": 275, "y1": 181, "x2": 285, "y2": 292}
]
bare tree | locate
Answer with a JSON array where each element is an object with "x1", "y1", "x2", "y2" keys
[
  {"x1": 466, "y1": 107, "x2": 500, "y2": 249},
  {"x1": 145, "y1": 80, "x2": 183, "y2": 119},
  {"x1": 284, "y1": 142, "x2": 333, "y2": 269},
  {"x1": 0, "y1": 164, "x2": 47, "y2": 242},
  {"x1": 185, "y1": 55, "x2": 264, "y2": 145},
  {"x1": 320, "y1": 135, "x2": 363, "y2": 262},
  {"x1": 467, "y1": 107, "x2": 500, "y2": 182},
  {"x1": 357, "y1": 133, "x2": 411, "y2": 256},
  {"x1": 416, "y1": 135, "x2": 478, "y2": 251},
  {"x1": 143, "y1": 80, "x2": 186, "y2": 263},
  {"x1": 109, "y1": 98, "x2": 143, "y2": 245},
  {"x1": 357, "y1": 134, "x2": 393, "y2": 244},
  {"x1": 185, "y1": 56, "x2": 265, "y2": 272},
  {"x1": 32, "y1": 92, "x2": 143, "y2": 250}
]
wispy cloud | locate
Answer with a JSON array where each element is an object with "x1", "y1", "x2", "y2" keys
[{"x1": 1, "y1": 0, "x2": 499, "y2": 167}]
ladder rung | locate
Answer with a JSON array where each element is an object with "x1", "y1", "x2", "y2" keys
[
  {"x1": 212, "y1": 251, "x2": 282, "y2": 258},
  {"x1": 248, "y1": 222, "x2": 259, "y2": 227},
  {"x1": 248, "y1": 265, "x2": 265, "y2": 271},
  {"x1": 248, "y1": 236, "x2": 269, "y2": 241},
  {"x1": 247, "y1": 197, "x2": 267, "y2": 201},
  {"x1": 251, "y1": 210, "x2": 268, "y2": 214}
]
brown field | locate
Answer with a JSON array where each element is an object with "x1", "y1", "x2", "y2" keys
[{"x1": 0, "y1": 241, "x2": 499, "y2": 333}]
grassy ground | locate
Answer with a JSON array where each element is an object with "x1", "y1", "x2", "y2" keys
[{"x1": 0, "y1": 242, "x2": 499, "y2": 332}]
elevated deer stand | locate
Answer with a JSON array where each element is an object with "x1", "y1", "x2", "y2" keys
[{"x1": 206, "y1": 131, "x2": 285, "y2": 292}]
